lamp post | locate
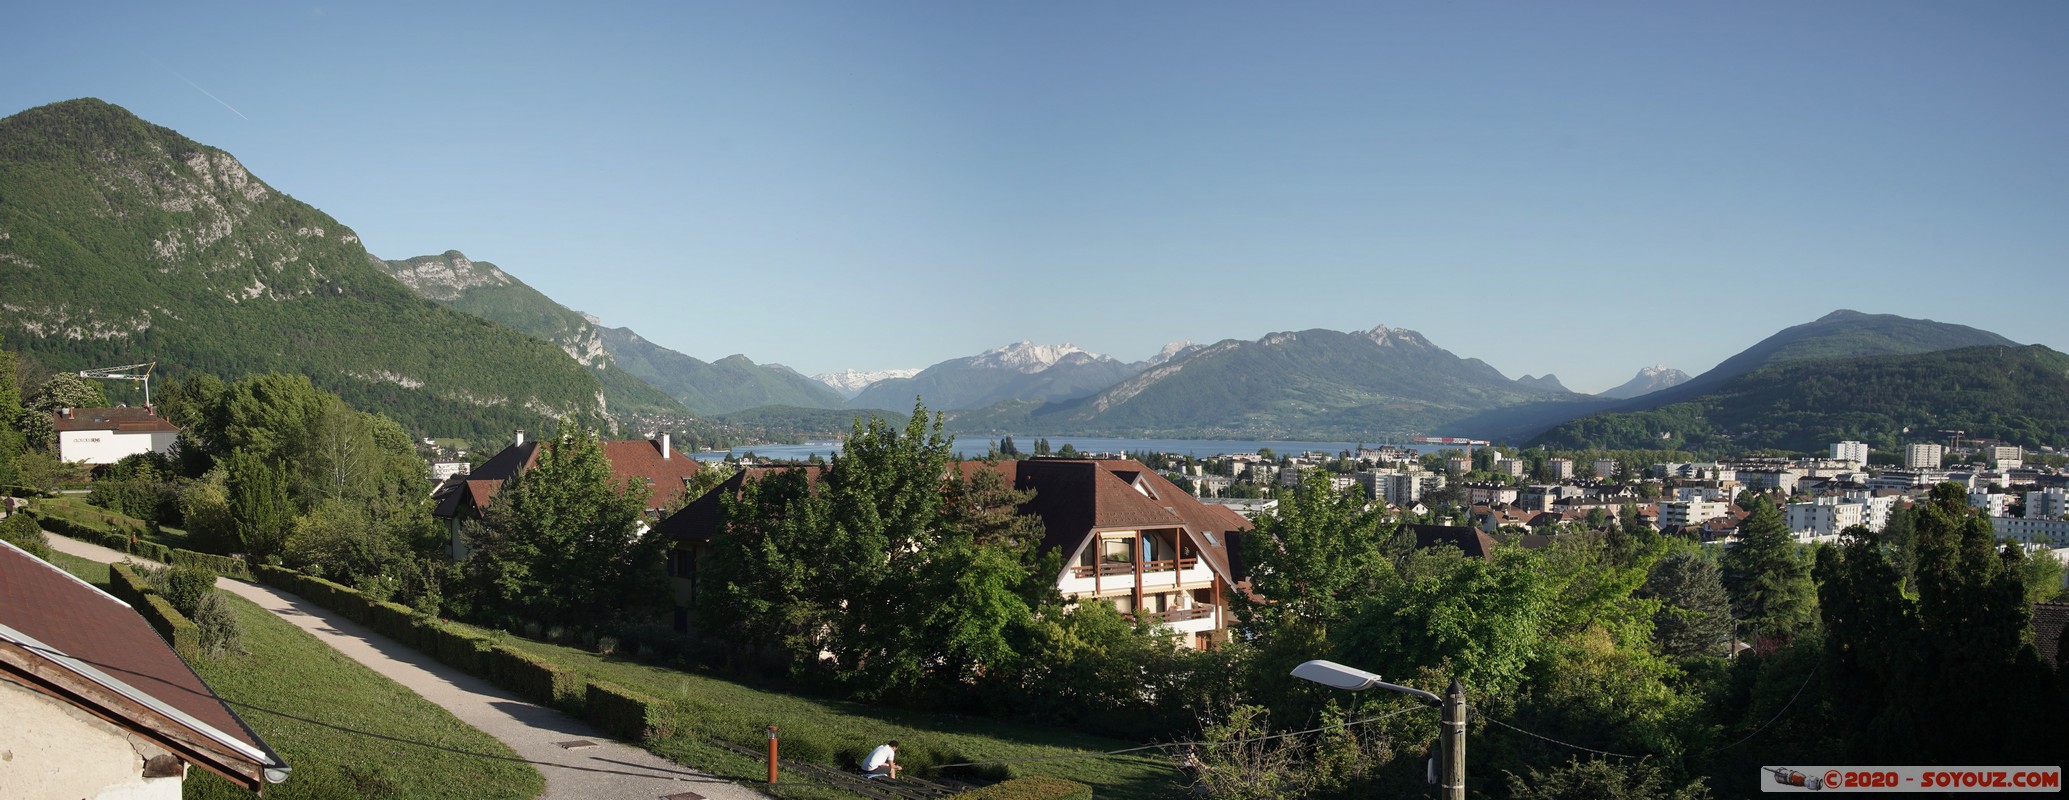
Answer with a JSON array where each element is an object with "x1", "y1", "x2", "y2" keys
[{"x1": 1291, "y1": 660, "x2": 1464, "y2": 800}]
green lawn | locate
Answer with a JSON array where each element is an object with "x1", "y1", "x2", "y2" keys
[
  {"x1": 42, "y1": 552, "x2": 544, "y2": 800},
  {"x1": 479, "y1": 631, "x2": 1183, "y2": 800},
  {"x1": 47, "y1": 549, "x2": 111, "y2": 584}
]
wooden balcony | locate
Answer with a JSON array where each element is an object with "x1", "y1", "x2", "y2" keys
[{"x1": 1069, "y1": 557, "x2": 1198, "y2": 579}]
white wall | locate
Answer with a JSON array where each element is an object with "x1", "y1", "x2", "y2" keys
[
  {"x1": 57, "y1": 430, "x2": 178, "y2": 466},
  {"x1": 0, "y1": 680, "x2": 183, "y2": 800}
]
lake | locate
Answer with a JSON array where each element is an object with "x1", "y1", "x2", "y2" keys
[{"x1": 693, "y1": 435, "x2": 1421, "y2": 463}]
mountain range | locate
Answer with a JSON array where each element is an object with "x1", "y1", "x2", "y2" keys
[
  {"x1": 4, "y1": 99, "x2": 2056, "y2": 453},
  {"x1": 373, "y1": 249, "x2": 843, "y2": 416}
]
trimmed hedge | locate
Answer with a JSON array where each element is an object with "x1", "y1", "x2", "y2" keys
[
  {"x1": 949, "y1": 776, "x2": 1095, "y2": 800},
  {"x1": 431, "y1": 622, "x2": 495, "y2": 674},
  {"x1": 486, "y1": 644, "x2": 583, "y2": 709},
  {"x1": 170, "y1": 548, "x2": 251, "y2": 581},
  {"x1": 36, "y1": 512, "x2": 172, "y2": 562},
  {"x1": 586, "y1": 681, "x2": 672, "y2": 743},
  {"x1": 109, "y1": 563, "x2": 201, "y2": 661}
]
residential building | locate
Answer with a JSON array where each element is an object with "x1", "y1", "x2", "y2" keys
[
  {"x1": 1906, "y1": 443, "x2": 1945, "y2": 470},
  {"x1": 1738, "y1": 470, "x2": 1800, "y2": 494},
  {"x1": 52, "y1": 407, "x2": 180, "y2": 466},
  {"x1": 657, "y1": 459, "x2": 1248, "y2": 649},
  {"x1": 1, "y1": 541, "x2": 288, "y2": 797},
  {"x1": 1377, "y1": 472, "x2": 1423, "y2": 508},
  {"x1": 1998, "y1": 516, "x2": 2069, "y2": 548},
  {"x1": 1785, "y1": 498, "x2": 1864, "y2": 539},
  {"x1": 1492, "y1": 457, "x2": 1525, "y2": 477},
  {"x1": 1831, "y1": 441, "x2": 1871, "y2": 465},
  {"x1": 1971, "y1": 489, "x2": 2012, "y2": 518},
  {"x1": 429, "y1": 461, "x2": 469, "y2": 482},
  {"x1": 1544, "y1": 458, "x2": 1574, "y2": 480},
  {"x1": 1990, "y1": 445, "x2": 2024, "y2": 471},
  {"x1": 1593, "y1": 460, "x2": 1618, "y2": 481},
  {"x1": 2030, "y1": 488, "x2": 2069, "y2": 520},
  {"x1": 1659, "y1": 499, "x2": 1731, "y2": 530},
  {"x1": 432, "y1": 431, "x2": 700, "y2": 559},
  {"x1": 1446, "y1": 457, "x2": 1470, "y2": 475}
]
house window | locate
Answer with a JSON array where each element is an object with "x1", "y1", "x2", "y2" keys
[{"x1": 1102, "y1": 538, "x2": 1133, "y2": 563}]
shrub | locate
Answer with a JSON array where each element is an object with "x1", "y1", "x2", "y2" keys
[
  {"x1": 0, "y1": 513, "x2": 49, "y2": 559},
  {"x1": 948, "y1": 776, "x2": 1095, "y2": 800},
  {"x1": 191, "y1": 592, "x2": 244, "y2": 657},
  {"x1": 586, "y1": 681, "x2": 672, "y2": 743},
  {"x1": 159, "y1": 564, "x2": 217, "y2": 617}
]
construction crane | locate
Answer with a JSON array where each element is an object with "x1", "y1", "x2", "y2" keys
[
  {"x1": 1411, "y1": 436, "x2": 1492, "y2": 461},
  {"x1": 78, "y1": 362, "x2": 156, "y2": 406}
]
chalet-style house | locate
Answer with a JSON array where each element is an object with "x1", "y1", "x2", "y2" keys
[
  {"x1": 0, "y1": 541, "x2": 287, "y2": 797},
  {"x1": 53, "y1": 407, "x2": 181, "y2": 466},
  {"x1": 655, "y1": 458, "x2": 1252, "y2": 650},
  {"x1": 433, "y1": 431, "x2": 700, "y2": 559}
]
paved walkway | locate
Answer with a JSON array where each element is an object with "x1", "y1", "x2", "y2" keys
[{"x1": 46, "y1": 535, "x2": 768, "y2": 800}]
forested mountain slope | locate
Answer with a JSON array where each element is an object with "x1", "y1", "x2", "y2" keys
[
  {"x1": 596, "y1": 326, "x2": 845, "y2": 414},
  {"x1": 1530, "y1": 345, "x2": 2069, "y2": 452},
  {"x1": 376, "y1": 250, "x2": 685, "y2": 418},
  {"x1": 0, "y1": 98, "x2": 607, "y2": 439}
]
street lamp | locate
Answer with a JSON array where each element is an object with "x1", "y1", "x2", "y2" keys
[{"x1": 1291, "y1": 660, "x2": 1465, "y2": 800}]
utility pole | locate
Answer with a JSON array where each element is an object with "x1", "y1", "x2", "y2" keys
[{"x1": 1441, "y1": 679, "x2": 1466, "y2": 800}]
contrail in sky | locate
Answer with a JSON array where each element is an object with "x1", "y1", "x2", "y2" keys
[{"x1": 151, "y1": 56, "x2": 250, "y2": 121}]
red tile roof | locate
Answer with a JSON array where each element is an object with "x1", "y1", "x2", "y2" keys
[
  {"x1": 0, "y1": 541, "x2": 280, "y2": 787},
  {"x1": 434, "y1": 438, "x2": 701, "y2": 518},
  {"x1": 51, "y1": 407, "x2": 180, "y2": 433}
]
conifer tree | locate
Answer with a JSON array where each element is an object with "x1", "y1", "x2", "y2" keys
[{"x1": 1720, "y1": 496, "x2": 1815, "y2": 644}]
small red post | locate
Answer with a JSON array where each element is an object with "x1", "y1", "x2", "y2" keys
[{"x1": 766, "y1": 725, "x2": 779, "y2": 784}]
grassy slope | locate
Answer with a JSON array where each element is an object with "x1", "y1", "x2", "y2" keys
[
  {"x1": 474, "y1": 630, "x2": 1182, "y2": 800},
  {"x1": 42, "y1": 553, "x2": 543, "y2": 800}
]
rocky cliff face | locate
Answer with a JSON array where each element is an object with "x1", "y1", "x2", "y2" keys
[{"x1": 373, "y1": 250, "x2": 685, "y2": 416}]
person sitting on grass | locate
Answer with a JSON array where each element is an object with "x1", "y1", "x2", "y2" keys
[{"x1": 863, "y1": 740, "x2": 900, "y2": 779}]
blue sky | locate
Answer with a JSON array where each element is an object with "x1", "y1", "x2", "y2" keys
[{"x1": 6, "y1": 2, "x2": 2065, "y2": 393}]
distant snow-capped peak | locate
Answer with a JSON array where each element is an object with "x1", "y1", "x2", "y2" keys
[
  {"x1": 814, "y1": 368, "x2": 922, "y2": 396},
  {"x1": 971, "y1": 341, "x2": 1108, "y2": 373},
  {"x1": 1145, "y1": 340, "x2": 1198, "y2": 367}
]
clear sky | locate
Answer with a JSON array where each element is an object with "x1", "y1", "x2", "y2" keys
[{"x1": 6, "y1": 2, "x2": 2065, "y2": 393}]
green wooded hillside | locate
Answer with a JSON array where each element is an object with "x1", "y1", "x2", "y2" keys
[
  {"x1": 0, "y1": 99, "x2": 605, "y2": 439},
  {"x1": 376, "y1": 251, "x2": 686, "y2": 418},
  {"x1": 1530, "y1": 345, "x2": 2069, "y2": 453}
]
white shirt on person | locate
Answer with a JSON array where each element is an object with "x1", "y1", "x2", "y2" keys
[{"x1": 864, "y1": 745, "x2": 896, "y2": 772}]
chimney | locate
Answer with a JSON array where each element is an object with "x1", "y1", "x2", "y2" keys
[
  {"x1": 60, "y1": 407, "x2": 72, "y2": 419},
  {"x1": 515, "y1": 429, "x2": 526, "y2": 447},
  {"x1": 660, "y1": 433, "x2": 671, "y2": 459}
]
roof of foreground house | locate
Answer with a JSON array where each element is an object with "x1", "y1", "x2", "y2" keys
[{"x1": 0, "y1": 541, "x2": 284, "y2": 790}]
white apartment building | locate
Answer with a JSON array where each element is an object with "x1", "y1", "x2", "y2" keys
[
  {"x1": 1378, "y1": 472, "x2": 1424, "y2": 508},
  {"x1": 1739, "y1": 470, "x2": 1800, "y2": 494},
  {"x1": 1990, "y1": 445, "x2": 2024, "y2": 471},
  {"x1": 1831, "y1": 441, "x2": 1871, "y2": 465},
  {"x1": 1446, "y1": 457, "x2": 1470, "y2": 474},
  {"x1": 1492, "y1": 457, "x2": 1525, "y2": 477},
  {"x1": 1545, "y1": 458, "x2": 1574, "y2": 480},
  {"x1": 1660, "y1": 499, "x2": 1731, "y2": 529},
  {"x1": 1786, "y1": 497, "x2": 1865, "y2": 539},
  {"x1": 2029, "y1": 488, "x2": 2069, "y2": 520},
  {"x1": 1996, "y1": 515, "x2": 2069, "y2": 548},
  {"x1": 1906, "y1": 443, "x2": 1945, "y2": 470},
  {"x1": 1593, "y1": 460, "x2": 1618, "y2": 480},
  {"x1": 1970, "y1": 489, "x2": 2011, "y2": 518}
]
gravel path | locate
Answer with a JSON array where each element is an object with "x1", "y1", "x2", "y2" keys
[{"x1": 46, "y1": 534, "x2": 768, "y2": 800}]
